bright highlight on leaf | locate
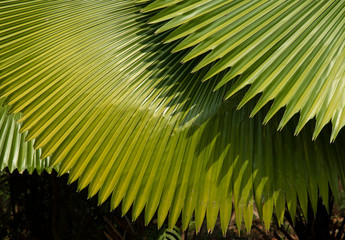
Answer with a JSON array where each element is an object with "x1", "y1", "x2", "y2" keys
[
  {"x1": 1, "y1": 0, "x2": 345, "y2": 234},
  {"x1": 146, "y1": 0, "x2": 345, "y2": 141}
]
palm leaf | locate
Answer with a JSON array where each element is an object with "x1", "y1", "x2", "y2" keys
[
  {"x1": 1, "y1": 0, "x2": 345, "y2": 233},
  {"x1": 0, "y1": 99, "x2": 53, "y2": 174},
  {"x1": 143, "y1": 0, "x2": 345, "y2": 141}
]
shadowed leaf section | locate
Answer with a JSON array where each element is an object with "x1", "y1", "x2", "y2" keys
[
  {"x1": 1, "y1": 0, "x2": 345, "y2": 234},
  {"x1": 0, "y1": 100, "x2": 53, "y2": 174},
  {"x1": 144, "y1": 0, "x2": 345, "y2": 141}
]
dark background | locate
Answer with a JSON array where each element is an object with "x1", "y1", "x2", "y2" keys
[{"x1": 0, "y1": 170, "x2": 344, "y2": 240}]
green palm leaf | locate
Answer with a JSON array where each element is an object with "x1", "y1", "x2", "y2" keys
[
  {"x1": 0, "y1": 100, "x2": 53, "y2": 174},
  {"x1": 144, "y1": 0, "x2": 345, "y2": 141},
  {"x1": 1, "y1": 0, "x2": 345, "y2": 234}
]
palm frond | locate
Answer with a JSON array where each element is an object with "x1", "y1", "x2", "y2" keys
[
  {"x1": 0, "y1": 100, "x2": 53, "y2": 174},
  {"x1": 1, "y1": 0, "x2": 345, "y2": 233},
  {"x1": 144, "y1": 0, "x2": 345, "y2": 141}
]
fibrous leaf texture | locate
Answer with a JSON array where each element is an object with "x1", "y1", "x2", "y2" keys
[{"x1": 1, "y1": 0, "x2": 345, "y2": 234}]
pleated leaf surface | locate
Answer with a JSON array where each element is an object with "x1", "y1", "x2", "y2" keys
[
  {"x1": 144, "y1": 0, "x2": 345, "y2": 141},
  {"x1": 1, "y1": 0, "x2": 345, "y2": 233},
  {"x1": 0, "y1": 100, "x2": 53, "y2": 174}
]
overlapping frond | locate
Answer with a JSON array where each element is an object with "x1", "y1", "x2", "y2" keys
[
  {"x1": 1, "y1": 0, "x2": 345, "y2": 233},
  {"x1": 143, "y1": 0, "x2": 345, "y2": 141},
  {"x1": 0, "y1": 100, "x2": 52, "y2": 174}
]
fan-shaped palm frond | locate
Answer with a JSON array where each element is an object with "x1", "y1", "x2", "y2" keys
[
  {"x1": 1, "y1": 0, "x2": 345, "y2": 234},
  {"x1": 143, "y1": 0, "x2": 345, "y2": 141},
  {"x1": 0, "y1": 100, "x2": 52, "y2": 174}
]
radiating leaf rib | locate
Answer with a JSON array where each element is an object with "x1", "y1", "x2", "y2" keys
[
  {"x1": 179, "y1": 0, "x2": 267, "y2": 61},
  {"x1": 180, "y1": 129, "x2": 203, "y2": 230},
  {"x1": 155, "y1": 0, "x2": 234, "y2": 34},
  {"x1": 134, "y1": 128, "x2": 176, "y2": 220},
  {"x1": 2, "y1": 0, "x2": 345, "y2": 234},
  {"x1": 148, "y1": 0, "x2": 345, "y2": 139},
  {"x1": 225, "y1": 1, "x2": 323, "y2": 100},
  {"x1": 263, "y1": 2, "x2": 345, "y2": 126},
  {"x1": 272, "y1": 126, "x2": 286, "y2": 226},
  {"x1": 148, "y1": 0, "x2": 213, "y2": 24},
  {"x1": 168, "y1": 132, "x2": 196, "y2": 229},
  {"x1": 279, "y1": 12, "x2": 345, "y2": 130},
  {"x1": 144, "y1": 132, "x2": 180, "y2": 224},
  {"x1": 97, "y1": 112, "x2": 154, "y2": 203},
  {"x1": 204, "y1": 118, "x2": 222, "y2": 232},
  {"x1": 219, "y1": 141, "x2": 234, "y2": 235},
  {"x1": 192, "y1": 0, "x2": 288, "y2": 73},
  {"x1": 141, "y1": 0, "x2": 183, "y2": 13},
  {"x1": 210, "y1": 0, "x2": 326, "y2": 84},
  {"x1": 0, "y1": 102, "x2": 53, "y2": 174},
  {"x1": 158, "y1": 127, "x2": 190, "y2": 228}
]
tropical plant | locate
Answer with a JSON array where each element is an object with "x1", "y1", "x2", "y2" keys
[
  {"x1": 1, "y1": 0, "x2": 345, "y2": 236},
  {"x1": 0, "y1": 102, "x2": 53, "y2": 174}
]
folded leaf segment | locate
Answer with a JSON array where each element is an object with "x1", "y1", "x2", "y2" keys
[
  {"x1": 0, "y1": 100, "x2": 53, "y2": 174},
  {"x1": 1, "y1": 0, "x2": 345, "y2": 234},
  {"x1": 144, "y1": 0, "x2": 345, "y2": 141}
]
